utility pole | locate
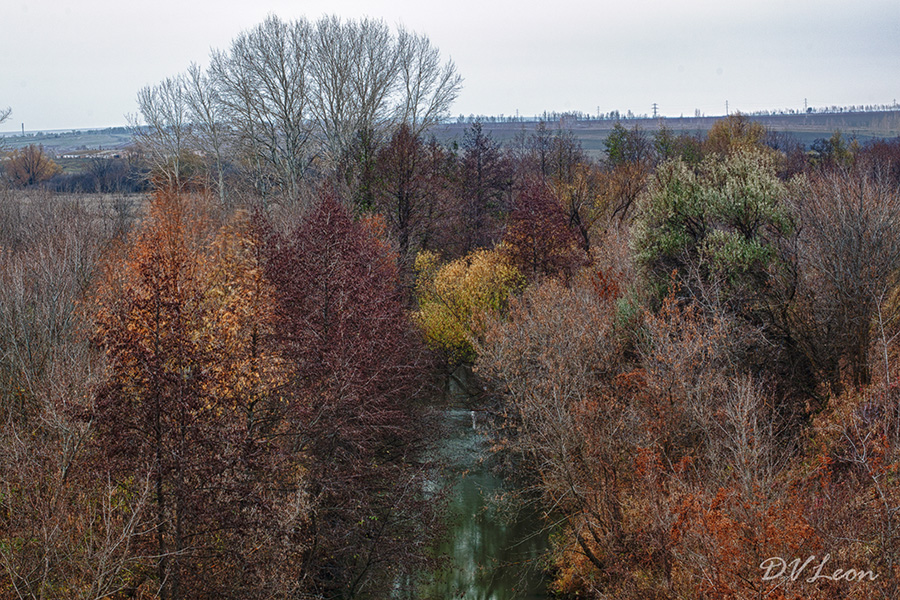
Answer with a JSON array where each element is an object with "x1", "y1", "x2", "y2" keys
[{"x1": 652, "y1": 103, "x2": 658, "y2": 119}]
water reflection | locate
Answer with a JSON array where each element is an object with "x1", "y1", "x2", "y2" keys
[{"x1": 421, "y1": 408, "x2": 550, "y2": 600}]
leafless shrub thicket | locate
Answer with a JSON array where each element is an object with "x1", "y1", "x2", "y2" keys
[{"x1": 0, "y1": 190, "x2": 153, "y2": 598}]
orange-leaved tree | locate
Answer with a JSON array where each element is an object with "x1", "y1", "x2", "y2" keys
[
  {"x1": 5, "y1": 144, "x2": 61, "y2": 187},
  {"x1": 91, "y1": 190, "x2": 298, "y2": 598}
]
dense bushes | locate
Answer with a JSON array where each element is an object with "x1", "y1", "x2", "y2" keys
[{"x1": 471, "y1": 121, "x2": 900, "y2": 599}]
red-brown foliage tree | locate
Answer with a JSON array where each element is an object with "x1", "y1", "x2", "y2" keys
[
  {"x1": 258, "y1": 193, "x2": 437, "y2": 598},
  {"x1": 456, "y1": 121, "x2": 513, "y2": 253},
  {"x1": 373, "y1": 123, "x2": 430, "y2": 273},
  {"x1": 502, "y1": 178, "x2": 587, "y2": 282}
]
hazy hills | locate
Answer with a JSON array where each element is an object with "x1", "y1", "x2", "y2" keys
[{"x1": 3, "y1": 111, "x2": 899, "y2": 160}]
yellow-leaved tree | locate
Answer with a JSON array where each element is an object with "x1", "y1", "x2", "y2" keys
[{"x1": 414, "y1": 248, "x2": 524, "y2": 364}]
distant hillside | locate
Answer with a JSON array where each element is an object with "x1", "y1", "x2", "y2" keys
[
  {"x1": 0, "y1": 127, "x2": 133, "y2": 154},
  {"x1": 5, "y1": 110, "x2": 899, "y2": 161},
  {"x1": 432, "y1": 110, "x2": 900, "y2": 159}
]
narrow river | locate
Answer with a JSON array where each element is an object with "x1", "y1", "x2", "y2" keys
[{"x1": 419, "y1": 407, "x2": 551, "y2": 599}]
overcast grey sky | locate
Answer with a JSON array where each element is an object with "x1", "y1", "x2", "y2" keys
[{"x1": 1, "y1": 0, "x2": 897, "y2": 131}]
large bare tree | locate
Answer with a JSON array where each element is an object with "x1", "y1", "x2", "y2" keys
[
  {"x1": 131, "y1": 75, "x2": 192, "y2": 190},
  {"x1": 395, "y1": 27, "x2": 462, "y2": 135},
  {"x1": 137, "y1": 15, "x2": 462, "y2": 202},
  {"x1": 211, "y1": 15, "x2": 313, "y2": 201},
  {"x1": 309, "y1": 16, "x2": 398, "y2": 168},
  {"x1": 185, "y1": 62, "x2": 230, "y2": 205}
]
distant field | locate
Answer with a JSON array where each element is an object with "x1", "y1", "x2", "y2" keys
[{"x1": 4, "y1": 111, "x2": 899, "y2": 162}]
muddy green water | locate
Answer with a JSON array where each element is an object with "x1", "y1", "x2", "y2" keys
[{"x1": 419, "y1": 408, "x2": 551, "y2": 599}]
